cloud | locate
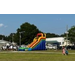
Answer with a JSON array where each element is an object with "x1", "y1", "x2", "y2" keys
[
  {"x1": 0, "y1": 23, "x2": 4, "y2": 27},
  {"x1": 0, "y1": 23, "x2": 8, "y2": 28}
]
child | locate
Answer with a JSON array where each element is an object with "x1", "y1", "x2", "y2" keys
[
  {"x1": 62, "y1": 46, "x2": 66, "y2": 55},
  {"x1": 62, "y1": 46, "x2": 68, "y2": 55}
]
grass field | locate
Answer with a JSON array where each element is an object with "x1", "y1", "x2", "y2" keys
[{"x1": 0, "y1": 50, "x2": 75, "y2": 61}]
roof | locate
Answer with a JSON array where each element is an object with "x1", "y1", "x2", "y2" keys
[
  {"x1": 0, "y1": 40, "x2": 8, "y2": 43},
  {"x1": 46, "y1": 37, "x2": 65, "y2": 42},
  {"x1": 46, "y1": 40, "x2": 59, "y2": 44},
  {"x1": 46, "y1": 37, "x2": 64, "y2": 40}
]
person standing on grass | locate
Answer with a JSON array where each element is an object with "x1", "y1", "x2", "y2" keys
[
  {"x1": 62, "y1": 46, "x2": 68, "y2": 55},
  {"x1": 62, "y1": 46, "x2": 66, "y2": 55}
]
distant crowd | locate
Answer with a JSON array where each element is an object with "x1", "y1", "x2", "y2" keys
[{"x1": 1, "y1": 43, "x2": 18, "y2": 51}]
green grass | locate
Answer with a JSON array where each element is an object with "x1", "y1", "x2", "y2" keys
[{"x1": 0, "y1": 50, "x2": 75, "y2": 61}]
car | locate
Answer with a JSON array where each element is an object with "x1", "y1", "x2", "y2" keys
[{"x1": 46, "y1": 44, "x2": 57, "y2": 50}]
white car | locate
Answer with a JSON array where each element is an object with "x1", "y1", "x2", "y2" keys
[{"x1": 46, "y1": 44, "x2": 57, "y2": 50}]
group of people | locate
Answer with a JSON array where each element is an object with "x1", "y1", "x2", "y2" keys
[
  {"x1": 62, "y1": 46, "x2": 68, "y2": 55},
  {"x1": 1, "y1": 45, "x2": 18, "y2": 50}
]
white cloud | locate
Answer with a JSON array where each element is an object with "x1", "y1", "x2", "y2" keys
[
  {"x1": 0, "y1": 23, "x2": 8, "y2": 28},
  {"x1": 0, "y1": 23, "x2": 4, "y2": 27}
]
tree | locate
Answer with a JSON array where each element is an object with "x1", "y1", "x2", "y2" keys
[
  {"x1": 14, "y1": 22, "x2": 42, "y2": 45},
  {"x1": 0, "y1": 35, "x2": 6, "y2": 40},
  {"x1": 68, "y1": 26, "x2": 75, "y2": 43},
  {"x1": 46, "y1": 33, "x2": 59, "y2": 38},
  {"x1": 5, "y1": 33, "x2": 15, "y2": 42}
]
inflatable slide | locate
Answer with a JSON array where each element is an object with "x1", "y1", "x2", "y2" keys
[{"x1": 19, "y1": 33, "x2": 46, "y2": 51}]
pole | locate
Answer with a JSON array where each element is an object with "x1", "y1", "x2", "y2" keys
[
  {"x1": 19, "y1": 32, "x2": 21, "y2": 46},
  {"x1": 19, "y1": 31, "x2": 25, "y2": 46},
  {"x1": 12, "y1": 33, "x2": 14, "y2": 43},
  {"x1": 66, "y1": 25, "x2": 68, "y2": 48}
]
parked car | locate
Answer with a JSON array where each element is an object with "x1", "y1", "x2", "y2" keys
[{"x1": 46, "y1": 44, "x2": 57, "y2": 50}]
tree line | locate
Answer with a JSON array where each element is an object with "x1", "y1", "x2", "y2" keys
[{"x1": 0, "y1": 22, "x2": 75, "y2": 45}]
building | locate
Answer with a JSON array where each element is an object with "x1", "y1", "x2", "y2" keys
[
  {"x1": 0, "y1": 40, "x2": 10, "y2": 49},
  {"x1": 46, "y1": 37, "x2": 72, "y2": 47}
]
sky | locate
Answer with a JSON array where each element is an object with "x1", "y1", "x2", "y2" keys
[{"x1": 0, "y1": 14, "x2": 75, "y2": 36}]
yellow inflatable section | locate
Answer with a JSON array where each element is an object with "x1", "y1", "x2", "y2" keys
[{"x1": 27, "y1": 37, "x2": 38, "y2": 48}]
